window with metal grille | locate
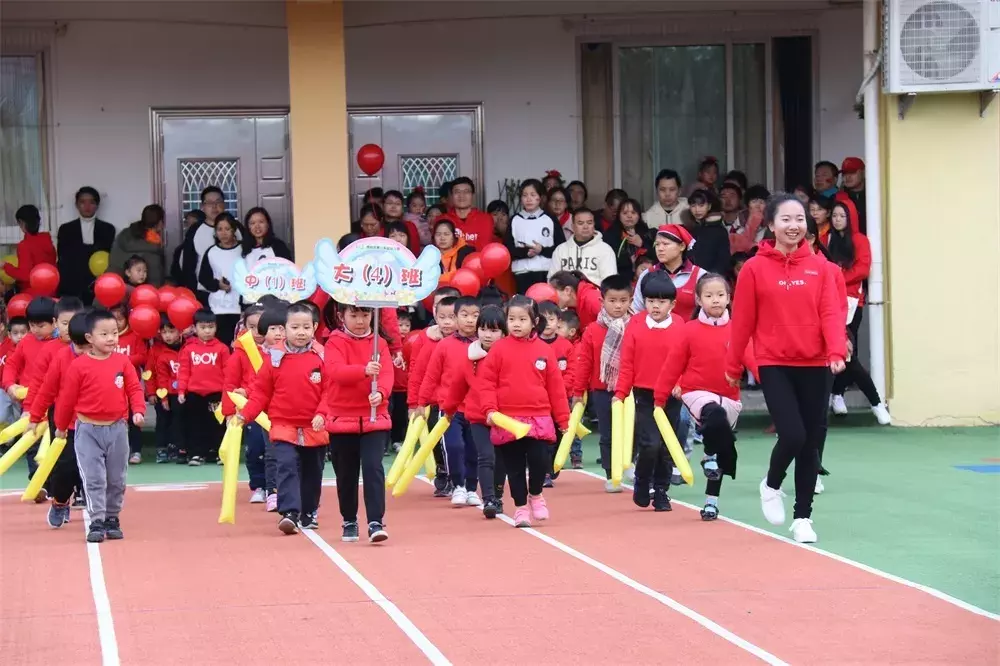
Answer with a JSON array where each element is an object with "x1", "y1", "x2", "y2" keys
[
  {"x1": 179, "y1": 158, "x2": 240, "y2": 217},
  {"x1": 400, "y1": 155, "x2": 458, "y2": 206}
]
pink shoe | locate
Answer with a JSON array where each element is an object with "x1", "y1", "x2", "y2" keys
[
  {"x1": 528, "y1": 494, "x2": 549, "y2": 521},
  {"x1": 513, "y1": 506, "x2": 531, "y2": 528},
  {"x1": 265, "y1": 493, "x2": 278, "y2": 512}
]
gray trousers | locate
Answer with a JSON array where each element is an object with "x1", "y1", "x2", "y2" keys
[{"x1": 75, "y1": 420, "x2": 129, "y2": 523}]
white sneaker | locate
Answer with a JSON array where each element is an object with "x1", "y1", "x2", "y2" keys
[
  {"x1": 465, "y1": 492, "x2": 483, "y2": 507},
  {"x1": 814, "y1": 477, "x2": 825, "y2": 495},
  {"x1": 831, "y1": 395, "x2": 848, "y2": 415},
  {"x1": 450, "y1": 486, "x2": 469, "y2": 506},
  {"x1": 249, "y1": 488, "x2": 266, "y2": 503},
  {"x1": 759, "y1": 478, "x2": 786, "y2": 525},
  {"x1": 623, "y1": 466, "x2": 635, "y2": 484},
  {"x1": 790, "y1": 518, "x2": 817, "y2": 543},
  {"x1": 604, "y1": 480, "x2": 623, "y2": 494},
  {"x1": 872, "y1": 403, "x2": 891, "y2": 425}
]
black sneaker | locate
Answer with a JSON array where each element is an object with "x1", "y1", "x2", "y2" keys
[
  {"x1": 278, "y1": 512, "x2": 299, "y2": 535},
  {"x1": 482, "y1": 498, "x2": 502, "y2": 519},
  {"x1": 104, "y1": 516, "x2": 124, "y2": 540},
  {"x1": 300, "y1": 513, "x2": 319, "y2": 530},
  {"x1": 700, "y1": 503, "x2": 719, "y2": 521},
  {"x1": 87, "y1": 519, "x2": 106, "y2": 543},
  {"x1": 818, "y1": 465, "x2": 830, "y2": 476},
  {"x1": 433, "y1": 480, "x2": 454, "y2": 498},
  {"x1": 368, "y1": 521, "x2": 388, "y2": 543},
  {"x1": 342, "y1": 521, "x2": 360, "y2": 542},
  {"x1": 542, "y1": 474, "x2": 554, "y2": 488},
  {"x1": 155, "y1": 449, "x2": 169, "y2": 464},
  {"x1": 652, "y1": 489, "x2": 672, "y2": 512},
  {"x1": 433, "y1": 467, "x2": 448, "y2": 492},
  {"x1": 633, "y1": 481, "x2": 651, "y2": 508}
]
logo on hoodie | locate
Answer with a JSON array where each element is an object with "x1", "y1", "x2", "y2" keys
[
  {"x1": 114, "y1": 372, "x2": 124, "y2": 389},
  {"x1": 534, "y1": 358, "x2": 547, "y2": 371},
  {"x1": 309, "y1": 368, "x2": 322, "y2": 384}
]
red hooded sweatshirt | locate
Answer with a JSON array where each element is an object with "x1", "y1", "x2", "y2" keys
[
  {"x1": 439, "y1": 209, "x2": 496, "y2": 251},
  {"x1": 29, "y1": 343, "x2": 81, "y2": 425},
  {"x1": 155, "y1": 344, "x2": 182, "y2": 396},
  {"x1": 725, "y1": 240, "x2": 847, "y2": 377},
  {"x1": 221, "y1": 338, "x2": 264, "y2": 416},
  {"x1": 25, "y1": 339, "x2": 69, "y2": 412},
  {"x1": 115, "y1": 328, "x2": 148, "y2": 371},
  {"x1": 574, "y1": 279, "x2": 602, "y2": 330},
  {"x1": 54, "y1": 353, "x2": 145, "y2": 432},
  {"x1": 3, "y1": 232, "x2": 56, "y2": 292},
  {"x1": 614, "y1": 313, "x2": 685, "y2": 400},
  {"x1": 476, "y1": 334, "x2": 570, "y2": 431},
  {"x1": 241, "y1": 342, "x2": 329, "y2": 446},
  {"x1": 177, "y1": 337, "x2": 231, "y2": 396},
  {"x1": 323, "y1": 329, "x2": 393, "y2": 434},
  {"x1": 440, "y1": 341, "x2": 491, "y2": 423},
  {"x1": 2, "y1": 335, "x2": 56, "y2": 409},
  {"x1": 571, "y1": 320, "x2": 608, "y2": 397},
  {"x1": 418, "y1": 333, "x2": 474, "y2": 407}
]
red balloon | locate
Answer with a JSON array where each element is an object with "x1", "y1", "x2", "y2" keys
[
  {"x1": 6, "y1": 293, "x2": 32, "y2": 319},
  {"x1": 94, "y1": 273, "x2": 127, "y2": 308},
  {"x1": 130, "y1": 284, "x2": 160, "y2": 310},
  {"x1": 176, "y1": 287, "x2": 198, "y2": 303},
  {"x1": 480, "y1": 243, "x2": 511, "y2": 279},
  {"x1": 356, "y1": 143, "x2": 385, "y2": 177},
  {"x1": 158, "y1": 286, "x2": 178, "y2": 312},
  {"x1": 28, "y1": 263, "x2": 59, "y2": 297},
  {"x1": 167, "y1": 296, "x2": 199, "y2": 331},
  {"x1": 462, "y1": 252, "x2": 484, "y2": 280},
  {"x1": 450, "y1": 268, "x2": 481, "y2": 297},
  {"x1": 128, "y1": 305, "x2": 161, "y2": 339},
  {"x1": 526, "y1": 282, "x2": 558, "y2": 304}
]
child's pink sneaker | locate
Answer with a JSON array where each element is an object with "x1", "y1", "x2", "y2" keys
[
  {"x1": 528, "y1": 494, "x2": 549, "y2": 521},
  {"x1": 266, "y1": 493, "x2": 278, "y2": 512},
  {"x1": 513, "y1": 506, "x2": 531, "y2": 528}
]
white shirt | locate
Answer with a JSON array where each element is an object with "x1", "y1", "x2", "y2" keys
[
  {"x1": 79, "y1": 216, "x2": 96, "y2": 245},
  {"x1": 193, "y1": 222, "x2": 241, "y2": 289},
  {"x1": 244, "y1": 246, "x2": 277, "y2": 268},
  {"x1": 205, "y1": 245, "x2": 243, "y2": 315},
  {"x1": 510, "y1": 209, "x2": 559, "y2": 274}
]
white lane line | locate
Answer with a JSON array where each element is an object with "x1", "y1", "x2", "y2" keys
[
  {"x1": 82, "y1": 510, "x2": 121, "y2": 666},
  {"x1": 301, "y1": 529, "x2": 451, "y2": 666},
  {"x1": 571, "y1": 469, "x2": 1000, "y2": 622},
  {"x1": 410, "y1": 476, "x2": 785, "y2": 665}
]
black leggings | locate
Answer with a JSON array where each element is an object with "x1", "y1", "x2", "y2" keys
[
  {"x1": 470, "y1": 423, "x2": 499, "y2": 501},
  {"x1": 634, "y1": 389, "x2": 676, "y2": 491},
  {"x1": 48, "y1": 429, "x2": 79, "y2": 504},
  {"x1": 330, "y1": 431, "x2": 387, "y2": 525},
  {"x1": 498, "y1": 437, "x2": 549, "y2": 507},
  {"x1": 759, "y1": 366, "x2": 830, "y2": 520},
  {"x1": 831, "y1": 307, "x2": 882, "y2": 406}
]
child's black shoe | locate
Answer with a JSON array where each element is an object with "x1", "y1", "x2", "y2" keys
[
  {"x1": 104, "y1": 516, "x2": 124, "y2": 540},
  {"x1": 482, "y1": 498, "x2": 502, "y2": 519},
  {"x1": 342, "y1": 521, "x2": 359, "y2": 542},
  {"x1": 87, "y1": 519, "x2": 106, "y2": 543},
  {"x1": 652, "y1": 489, "x2": 672, "y2": 512},
  {"x1": 633, "y1": 481, "x2": 651, "y2": 508},
  {"x1": 700, "y1": 503, "x2": 719, "y2": 521},
  {"x1": 368, "y1": 521, "x2": 388, "y2": 543},
  {"x1": 278, "y1": 512, "x2": 299, "y2": 535},
  {"x1": 300, "y1": 513, "x2": 318, "y2": 530}
]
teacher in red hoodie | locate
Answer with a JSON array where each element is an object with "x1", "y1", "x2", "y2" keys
[{"x1": 725, "y1": 192, "x2": 846, "y2": 545}]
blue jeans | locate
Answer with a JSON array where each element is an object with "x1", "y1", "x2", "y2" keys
[
  {"x1": 244, "y1": 422, "x2": 269, "y2": 491},
  {"x1": 589, "y1": 389, "x2": 613, "y2": 478},
  {"x1": 442, "y1": 411, "x2": 477, "y2": 490}
]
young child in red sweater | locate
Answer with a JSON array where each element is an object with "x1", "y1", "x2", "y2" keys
[
  {"x1": 655, "y1": 273, "x2": 758, "y2": 521},
  {"x1": 178, "y1": 309, "x2": 230, "y2": 465},
  {"x1": 112, "y1": 303, "x2": 149, "y2": 464},
  {"x1": 389, "y1": 308, "x2": 413, "y2": 452},
  {"x1": 441, "y1": 305, "x2": 507, "y2": 518},
  {"x1": 0, "y1": 316, "x2": 21, "y2": 427},
  {"x1": 223, "y1": 305, "x2": 269, "y2": 504},
  {"x1": 477, "y1": 296, "x2": 570, "y2": 528},
  {"x1": 153, "y1": 316, "x2": 185, "y2": 463},
  {"x1": 239, "y1": 302, "x2": 328, "y2": 535},
  {"x1": 538, "y1": 300, "x2": 573, "y2": 486},
  {"x1": 569, "y1": 274, "x2": 632, "y2": 492},
  {"x1": 54, "y1": 309, "x2": 146, "y2": 542},
  {"x1": 324, "y1": 302, "x2": 394, "y2": 543},
  {"x1": 556, "y1": 309, "x2": 584, "y2": 468},
  {"x1": 615, "y1": 272, "x2": 684, "y2": 511}
]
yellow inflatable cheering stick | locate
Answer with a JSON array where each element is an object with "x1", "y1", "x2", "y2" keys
[
  {"x1": 0, "y1": 427, "x2": 41, "y2": 476},
  {"x1": 386, "y1": 413, "x2": 424, "y2": 488},
  {"x1": 652, "y1": 406, "x2": 694, "y2": 485},
  {"x1": 21, "y1": 436, "x2": 67, "y2": 502},
  {"x1": 13, "y1": 386, "x2": 28, "y2": 401},
  {"x1": 218, "y1": 421, "x2": 244, "y2": 524},
  {"x1": 610, "y1": 400, "x2": 625, "y2": 486},
  {"x1": 393, "y1": 415, "x2": 450, "y2": 496},
  {"x1": 622, "y1": 393, "x2": 636, "y2": 474},
  {"x1": 217, "y1": 392, "x2": 271, "y2": 431},
  {"x1": 237, "y1": 331, "x2": 264, "y2": 372},
  {"x1": 0, "y1": 414, "x2": 30, "y2": 446},
  {"x1": 490, "y1": 412, "x2": 531, "y2": 439},
  {"x1": 553, "y1": 401, "x2": 586, "y2": 473},
  {"x1": 33, "y1": 423, "x2": 51, "y2": 463}
]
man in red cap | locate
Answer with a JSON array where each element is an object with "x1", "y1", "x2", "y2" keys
[{"x1": 839, "y1": 157, "x2": 867, "y2": 234}]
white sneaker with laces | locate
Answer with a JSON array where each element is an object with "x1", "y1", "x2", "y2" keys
[
  {"x1": 604, "y1": 480, "x2": 623, "y2": 494},
  {"x1": 759, "y1": 478, "x2": 786, "y2": 525},
  {"x1": 814, "y1": 477, "x2": 825, "y2": 495},
  {"x1": 872, "y1": 403, "x2": 892, "y2": 425},
  {"x1": 465, "y1": 492, "x2": 483, "y2": 507},
  {"x1": 623, "y1": 466, "x2": 635, "y2": 484},
  {"x1": 249, "y1": 488, "x2": 266, "y2": 503},
  {"x1": 450, "y1": 486, "x2": 469, "y2": 506},
  {"x1": 831, "y1": 395, "x2": 848, "y2": 415},
  {"x1": 790, "y1": 518, "x2": 817, "y2": 543}
]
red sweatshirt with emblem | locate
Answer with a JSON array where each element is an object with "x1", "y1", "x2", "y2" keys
[
  {"x1": 115, "y1": 328, "x2": 148, "y2": 372},
  {"x1": 29, "y1": 344, "x2": 82, "y2": 426},
  {"x1": 177, "y1": 337, "x2": 231, "y2": 396},
  {"x1": 0, "y1": 337, "x2": 15, "y2": 371},
  {"x1": 54, "y1": 353, "x2": 145, "y2": 432},
  {"x1": 145, "y1": 340, "x2": 165, "y2": 398},
  {"x1": 542, "y1": 335, "x2": 574, "y2": 386},
  {"x1": 441, "y1": 342, "x2": 491, "y2": 423},
  {"x1": 476, "y1": 334, "x2": 570, "y2": 430},
  {"x1": 25, "y1": 339, "x2": 68, "y2": 412},
  {"x1": 241, "y1": 343, "x2": 329, "y2": 446},
  {"x1": 614, "y1": 314, "x2": 685, "y2": 400},
  {"x1": 221, "y1": 339, "x2": 264, "y2": 416},
  {"x1": 155, "y1": 345, "x2": 182, "y2": 396},
  {"x1": 725, "y1": 240, "x2": 847, "y2": 377},
  {"x1": 324, "y1": 330, "x2": 394, "y2": 433},
  {"x1": 571, "y1": 320, "x2": 609, "y2": 397},
  {"x1": 418, "y1": 333, "x2": 474, "y2": 407}
]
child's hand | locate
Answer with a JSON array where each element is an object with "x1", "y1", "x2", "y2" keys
[
  {"x1": 392, "y1": 352, "x2": 405, "y2": 369},
  {"x1": 570, "y1": 396, "x2": 583, "y2": 408},
  {"x1": 55, "y1": 429, "x2": 67, "y2": 439},
  {"x1": 233, "y1": 388, "x2": 247, "y2": 398},
  {"x1": 485, "y1": 411, "x2": 495, "y2": 425},
  {"x1": 365, "y1": 361, "x2": 381, "y2": 377},
  {"x1": 146, "y1": 396, "x2": 156, "y2": 405},
  {"x1": 132, "y1": 413, "x2": 145, "y2": 427},
  {"x1": 724, "y1": 373, "x2": 739, "y2": 388},
  {"x1": 178, "y1": 392, "x2": 186, "y2": 404},
  {"x1": 408, "y1": 407, "x2": 423, "y2": 420},
  {"x1": 230, "y1": 414, "x2": 245, "y2": 427},
  {"x1": 671, "y1": 385, "x2": 682, "y2": 399},
  {"x1": 161, "y1": 399, "x2": 170, "y2": 411},
  {"x1": 311, "y1": 414, "x2": 325, "y2": 431},
  {"x1": 7, "y1": 385, "x2": 23, "y2": 400},
  {"x1": 368, "y1": 392, "x2": 382, "y2": 407},
  {"x1": 830, "y1": 359, "x2": 846, "y2": 375}
]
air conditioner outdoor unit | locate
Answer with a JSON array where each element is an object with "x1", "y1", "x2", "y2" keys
[{"x1": 883, "y1": 0, "x2": 1000, "y2": 93}]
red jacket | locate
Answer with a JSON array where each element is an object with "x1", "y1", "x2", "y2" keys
[
  {"x1": 575, "y1": 280, "x2": 602, "y2": 330},
  {"x1": 115, "y1": 328, "x2": 148, "y2": 371},
  {"x1": 308, "y1": 289, "x2": 402, "y2": 354},
  {"x1": 54, "y1": 353, "x2": 145, "y2": 432},
  {"x1": 476, "y1": 334, "x2": 570, "y2": 430},
  {"x1": 177, "y1": 338, "x2": 231, "y2": 395},
  {"x1": 155, "y1": 345, "x2": 182, "y2": 396},
  {"x1": 29, "y1": 344, "x2": 82, "y2": 425},
  {"x1": 221, "y1": 339, "x2": 264, "y2": 416},
  {"x1": 440, "y1": 209, "x2": 495, "y2": 251},
  {"x1": 393, "y1": 332, "x2": 417, "y2": 393},
  {"x1": 725, "y1": 240, "x2": 847, "y2": 377},
  {"x1": 323, "y1": 330, "x2": 393, "y2": 433},
  {"x1": 145, "y1": 341, "x2": 163, "y2": 397},
  {"x1": 0, "y1": 337, "x2": 15, "y2": 371},
  {"x1": 543, "y1": 335, "x2": 574, "y2": 384},
  {"x1": 418, "y1": 333, "x2": 474, "y2": 407},
  {"x1": 26, "y1": 339, "x2": 68, "y2": 412},
  {"x1": 406, "y1": 330, "x2": 442, "y2": 408},
  {"x1": 614, "y1": 314, "x2": 685, "y2": 400},
  {"x1": 571, "y1": 321, "x2": 608, "y2": 396},
  {"x1": 3, "y1": 232, "x2": 56, "y2": 292},
  {"x1": 839, "y1": 232, "x2": 871, "y2": 305},
  {"x1": 242, "y1": 343, "x2": 329, "y2": 446},
  {"x1": 654, "y1": 317, "x2": 758, "y2": 405},
  {"x1": 2, "y1": 335, "x2": 56, "y2": 409},
  {"x1": 440, "y1": 343, "x2": 490, "y2": 423}
]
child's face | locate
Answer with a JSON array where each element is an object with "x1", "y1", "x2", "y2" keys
[
  {"x1": 113, "y1": 310, "x2": 128, "y2": 332},
  {"x1": 435, "y1": 305, "x2": 456, "y2": 336},
  {"x1": 55, "y1": 311, "x2": 76, "y2": 343},
  {"x1": 456, "y1": 305, "x2": 480, "y2": 337},
  {"x1": 635, "y1": 261, "x2": 653, "y2": 280},
  {"x1": 264, "y1": 324, "x2": 285, "y2": 346},
  {"x1": 86, "y1": 318, "x2": 119, "y2": 355},
  {"x1": 408, "y1": 196, "x2": 426, "y2": 216},
  {"x1": 690, "y1": 202, "x2": 710, "y2": 220},
  {"x1": 383, "y1": 196, "x2": 404, "y2": 219},
  {"x1": 697, "y1": 279, "x2": 730, "y2": 318},
  {"x1": 506, "y1": 306, "x2": 534, "y2": 338},
  {"x1": 644, "y1": 297, "x2": 674, "y2": 323},
  {"x1": 161, "y1": 326, "x2": 180, "y2": 345},
  {"x1": 342, "y1": 307, "x2": 372, "y2": 337},
  {"x1": 749, "y1": 198, "x2": 766, "y2": 216},
  {"x1": 196, "y1": 321, "x2": 217, "y2": 342},
  {"x1": 541, "y1": 312, "x2": 558, "y2": 338},
  {"x1": 10, "y1": 324, "x2": 28, "y2": 344},
  {"x1": 556, "y1": 321, "x2": 577, "y2": 341},
  {"x1": 285, "y1": 312, "x2": 316, "y2": 348},
  {"x1": 125, "y1": 262, "x2": 148, "y2": 286},
  {"x1": 245, "y1": 314, "x2": 264, "y2": 345},
  {"x1": 397, "y1": 317, "x2": 412, "y2": 337},
  {"x1": 478, "y1": 326, "x2": 503, "y2": 350},
  {"x1": 388, "y1": 230, "x2": 409, "y2": 246},
  {"x1": 30, "y1": 320, "x2": 54, "y2": 340},
  {"x1": 602, "y1": 289, "x2": 631, "y2": 319}
]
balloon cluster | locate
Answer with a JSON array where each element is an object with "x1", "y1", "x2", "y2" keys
[
  {"x1": 448, "y1": 242, "x2": 511, "y2": 297},
  {"x1": 90, "y1": 274, "x2": 201, "y2": 339}
]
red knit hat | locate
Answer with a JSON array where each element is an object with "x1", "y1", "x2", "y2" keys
[{"x1": 657, "y1": 223, "x2": 694, "y2": 249}]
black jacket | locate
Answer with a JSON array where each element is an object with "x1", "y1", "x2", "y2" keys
[
  {"x1": 57, "y1": 218, "x2": 116, "y2": 304},
  {"x1": 688, "y1": 213, "x2": 732, "y2": 277},
  {"x1": 603, "y1": 221, "x2": 653, "y2": 277}
]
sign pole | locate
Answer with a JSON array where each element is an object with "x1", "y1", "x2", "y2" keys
[{"x1": 370, "y1": 307, "x2": 380, "y2": 423}]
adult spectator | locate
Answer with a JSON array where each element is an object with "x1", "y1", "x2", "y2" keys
[
  {"x1": 549, "y1": 270, "x2": 602, "y2": 330},
  {"x1": 548, "y1": 208, "x2": 617, "y2": 285},
  {"x1": 57, "y1": 186, "x2": 116, "y2": 304},
  {"x1": 241, "y1": 207, "x2": 292, "y2": 266},
  {"x1": 567, "y1": 180, "x2": 588, "y2": 210},
  {"x1": 437, "y1": 177, "x2": 495, "y2": 251},
  {"x1": 719, "y1": 183, "x2": 748, "y2": 231},
  {"x1": 108, "y1": 204, "x2": 167, "y2": 287},
  {"x1": 3, "y1": 205, "x2": 56, "y2": 294},
  {"x1": 180, "y1": 186, "x2": 239, "y2": 305},
  {"x1": 604, "y1": 197, "x2": 652, "y2": 277},
  {"x1": 170, "y1": 209, "x2": 204, "y2": 285},
  {"x1": 839, "y1": 157, "x2": 867, "y2": 234},
  {"x1": 813, "y1": 161, "x2": 840, "y2": 198},
  {"x1": 198, "y1": 212, "x2": 243, "y2": 345},
  {"x1": 506, "y1": 178, "x2": 565, "y2": 293},
  {"x1": 643, "y1": 169, "x2": 689, "y2": 227},
  {"x1": 631, "y1": 224, "x2": 706, "y2": 320},
  {"x1": 594, "y1": 188, "x2": 627, "y2": 233},
  {"x1": 433, "y1": 219, "x2": 475, "y2": 283}
]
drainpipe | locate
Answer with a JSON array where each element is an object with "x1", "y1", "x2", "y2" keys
[{"x1": 862, "y1": 0, "x2": 887, "y2": 401}]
